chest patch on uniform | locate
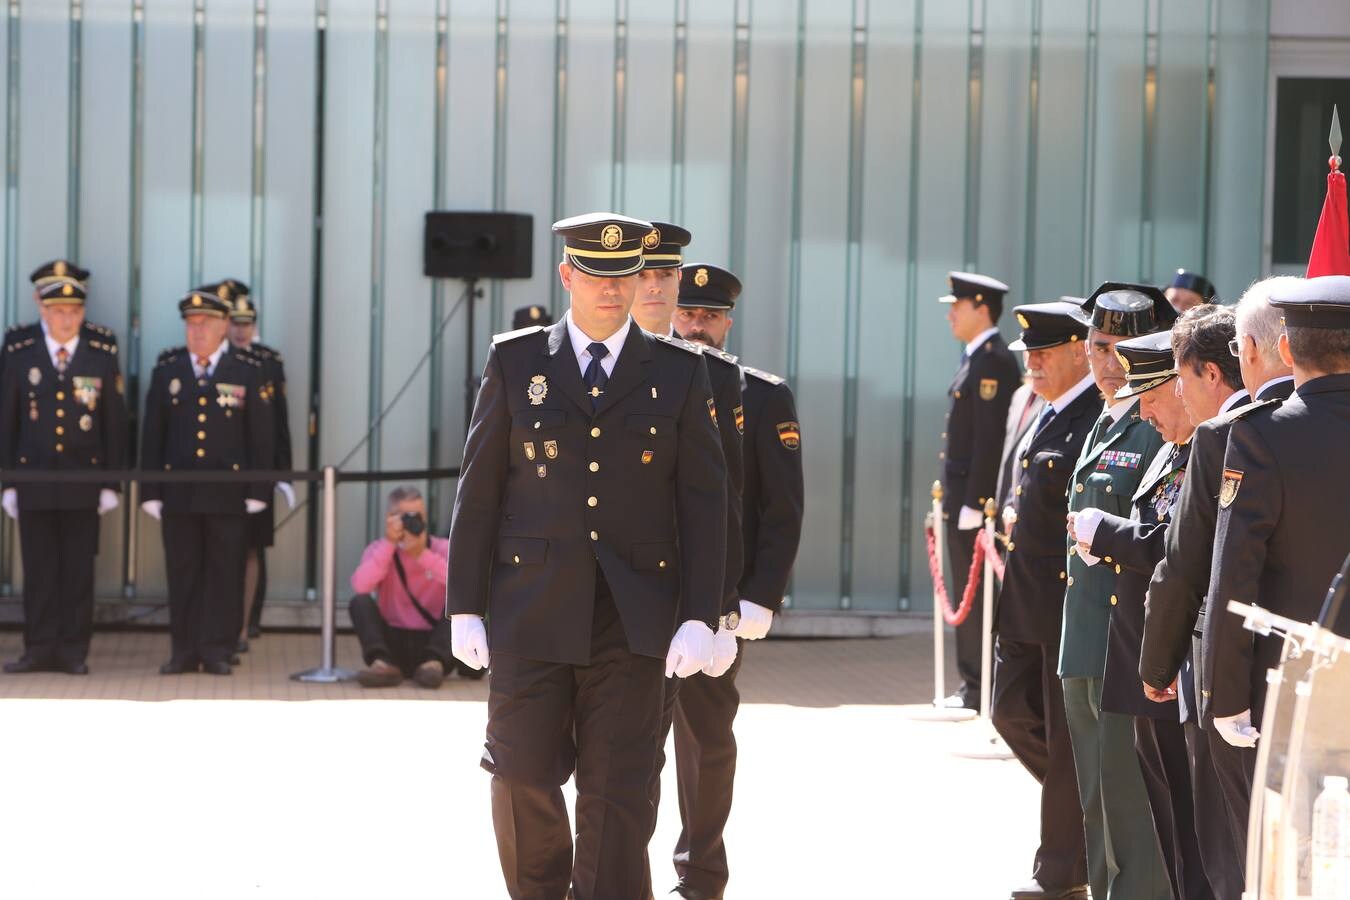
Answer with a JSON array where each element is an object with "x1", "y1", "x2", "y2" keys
[
  {"x1": 79, "y1": 413, "x2": 93, "y2": 432},
  {"x1": 1096, "y1": 449, "x2": 1142, "y2": 471},
  {"x1": 536, "y1": 464, "x2": 547, "y2": 478},
  {"x1": 1219, "y1": 469, "x2": 1243, "y2": 508},
  {"x1": 642, "y1": 449, "x2": 654, "y2": 464},
  {"x1": 1151, "y1": 469, "x2": 1185, "y2": 521},
  {"x1": 28, "y1": 366, "x2": 40, "y2": 386},
  {"x1": 527, "y1": 375, "x2": 548, "y2": 406},
  {"x1": 523, "y1": 441, "x2": 536, "y2": 460},
  {"x1": 777, "y1": 421, "x2": 801, "y2": 450},
  {"x1": 734, "y1": 405, "x2": 744, "y2": 434},
  {"x1": 169, "y1": 377, "x2": 181, "y2": 396},
  {"x1": 216, "y1": 383, "x2": 246, "y2": 408},
  {"x1": 73, "y1": 376, "x2": 102, "y2": 408},
  {"x1": 544, "y1": 440, "x2": 558, "y2": 459},
  {"x1": 979, "y1": 378, "x2": 999, "y2": 401}
]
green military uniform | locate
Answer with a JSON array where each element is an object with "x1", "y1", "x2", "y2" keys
[{"x1": 1060, "y1": 283, "x2": 1174, "y2": 900}]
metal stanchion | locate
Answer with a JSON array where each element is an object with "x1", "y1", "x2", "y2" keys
[
  {"x1": 951, "y1": 499, "x2": 1013, "y2": 759},
  {"x1": 292, "y1": 465, "x2": 355, "y2": 683}
]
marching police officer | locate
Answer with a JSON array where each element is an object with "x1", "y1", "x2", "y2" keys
[
  {"x1": 444, "y1": 212, "x2": 727, "y2": 900},
  {"x1": 1061, "y1": 283, "x2": 1175, "y2": 900},
  {"x1": 140, "y1": 289, "x2": 275, "y2": 675},
  {"x1": 1204, "y1": 275, "x2": 1350, "y2": 832},
  {"x1": 939, "y1": 272, "x2": 1021, "y2": 709},
  {"x1": 209, "y1": 279, "x2": 294, "y2": 644},
  {"x1": 0, "y1": 280, "x2": 127, "y2": 674},
  {"x1": 1139, "y1": 278, "x2": 1298, "y2": 897},
  {"x1": 512, "y1": 304, "x2": 553, "y2": 330},
  {"x1": 629, "y1": 221, "x2": 691, "y2": 336}
]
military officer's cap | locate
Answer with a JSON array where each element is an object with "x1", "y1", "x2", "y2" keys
[
  {"x1": 512, "y1": 304, "x2": 553, "y2": 329},
  {"x1": 1008, "y1": 300, "x2": 1089, "y2": 351},
  {"x1": 552, "y1": 212, "x2": 652, "y2": 277},
  {"x1": 939, "y1": 271, "x2": 1009, "y2": 306},
  {"x1": 30, "y1": 259, "x2": 90, "y2": 287},
  {"x1": 678, "y1": 263, "x2": 741, "y2": 310},
  {"x1": 1268, "y1": 275, "x2": 1350, "y2": 329},
  {"x1": 1169, "y1": 269, "x2": 1218, "y2": 302},
  {"x1": 1112, "y1": 329, "x2": 1178, "y2": 399},
  {"x1": 1079, "y1": 282, "x2": 1178, "y2": 337},
  {"x1": 640, "y1": 221, "x2": 692, "y2": 270},
  {"x1": 178, "y1": 288, "x2": 231, "y2": 319},
  {"x1": 37, "y1": 279, "x2": 87, "y2": 307}
]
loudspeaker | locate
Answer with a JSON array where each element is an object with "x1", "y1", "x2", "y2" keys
[{"x1": 423, "y1": 211, "x2": 534, "y2": 280}]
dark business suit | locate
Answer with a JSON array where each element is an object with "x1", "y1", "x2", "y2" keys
[
  {"x1": 944, "y1": 333, "x2": 1022, "y2": 701},
  {"x1": 0, "y1": 328, "x2": 127, "y2": 668},
  {"x1": 991, "y1": 383, "x2": 1099, "y2": 893},
  {"x1": 445, "y1": 318, "x2": 727, "y2": 900}
]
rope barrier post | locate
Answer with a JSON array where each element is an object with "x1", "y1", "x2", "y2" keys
[
  {"x1": 930, "y1": 480, "x2": 946, "y2": 707},
  {"x1": 979, "y1": 498, "x2": 997, "y2": 719},
  {"x1": 292, "y1": 465, "x2": 356, "y2": 683}
]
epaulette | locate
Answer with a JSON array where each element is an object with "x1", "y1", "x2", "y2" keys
[
  {"x1": 1226, "y1": 397, "x2": 1281, "y2": 422},
  {"x1": 85, "y1": 339, "x2": 117, "y2": 355},
  {"x1": 233, "y1": 349, "x2": 264, "y2": 368},
  {"x1": 700, "y1": 345, "x2": 740, "y2": 367},
  {"x1": 5, "y1": 322, "x2": 35, "y2": 336},
  {"x1": 493, "y1": 325, "x2": 545, "y2": 344},
  {"x1": 250, "y1": 341, "x2": 281, "y2": 363},
  {"x1": 653, "y1": 333, "x2": 702, "y2": 355},
  {"x1": 742, "y1": 365, "x2": 786, "y2": 386},
  {"x1": 82, "y1": 321, "x2": 116, "y2": 340},
  {"x1": 5, "y1": 335, "x2": 37, "y2": 354},
  {"x1": 155, "y1": 346, "x2": 186, "y2": 368}
]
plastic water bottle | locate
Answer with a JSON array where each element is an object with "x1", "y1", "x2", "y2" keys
[{"x1": 1313, "y1": 774, "x2": 1350, "y2": 900}]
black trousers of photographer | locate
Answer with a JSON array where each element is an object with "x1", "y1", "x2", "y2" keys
[{"x1": 348, "y1": 594, "x2": 453, "y2": 675}]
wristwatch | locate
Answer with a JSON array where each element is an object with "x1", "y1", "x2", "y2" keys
[{"x1": 719, "y1": 610, "x2": 740, "y2": 632}]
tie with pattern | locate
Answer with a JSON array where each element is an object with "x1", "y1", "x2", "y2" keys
[
  {"x1": 197, "y1": 355, "x2": 211, "y2": 377},
  {"x1": 583, "y1": 342, "x2": 609, "y2": 411},
  {"x1": 56, "y1": 347, "x2": 69, "y2": 373}
]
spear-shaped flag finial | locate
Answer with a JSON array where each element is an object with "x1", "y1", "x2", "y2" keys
[
  {"x1": 1331, "y1": 103, "x2": 1343, "y2": 172},
  {"x1": 1307, "y1": 104, "x2": 1350, "y2": 276}
]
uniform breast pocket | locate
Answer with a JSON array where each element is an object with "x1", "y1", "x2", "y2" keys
[
  {"x1": 1085, "y1": 471, "x2": 1116, "y2": 494},
  {"x1": 626, "y1": 414, "x2": 676, "y2": 441},
  {"x1": 1031, "y1": 451, "x2": 1063, "y2": 470},
  {"x1": 498, "y1": 535, "x2": 549, "y2": 567}
]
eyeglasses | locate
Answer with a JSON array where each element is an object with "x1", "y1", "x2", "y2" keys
[{"x1": 1228, "y1": 335, "x2": 1245, "y2": 357}]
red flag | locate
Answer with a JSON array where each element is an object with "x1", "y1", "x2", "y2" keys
[{"x1": 1307, "y1": 166, "x2": 1350, "y2": 277}]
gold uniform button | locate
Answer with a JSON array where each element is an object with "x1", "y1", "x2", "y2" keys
[
  {"x1": 1067, "y1": 576, "x2": 1075, "y2": 586},
  {"x1": 1047, "y1": 460, "x2": 1054, "y2": 469},
  {"x1": 939, "y1": 451, "x2": 946, "y2": 461},
  {"x1": 198, "y1": 413, "x2": 207, "y2": 423},
  {"x1": 1103, "y1": 556, "x2": 1112, "y2": 564},
  {"x1": 1059, "y1": 571, "x2": 1066, "y2": 580},
  {"x1": 954, "y1": 390, "x2": 962, "y2": 398},
  {"x1": 56, "y1": 408, "x2": 65, "y2": 418},
  {"x1": 1105, "y1": 485, "x2": 1112, "y2": 493},
  {"x1": 54, "y1": 443, "x2": 63, "y2": 453},
  {"x1": 55, "y1": 391, "x2": 65, "y2": 400},
  {"x1": 1075, "y1": 483, "x2": 1084, "y2": 494},
  {"x1": 658, "y1": 560, "x2": 667, "y2": 568},
  {"x1": 1015, "y1": 485, "x2": 1023, "y2": 496},
  {"x1": 587, "y1": 496, "x2": 598, "y2": 508},
  {"x1": 199, "y1": 397, "x2": 208, "y2": 406},
  {"x1": 197, "y1": 431, "x2": 206, "y2": 440},
  {"x1": 196, "y1": 448, "x2": 206, "y2": 458},
  {"x1": 1022, "y1": 459, "x2": 1028, "y2": 469},
  {"x1": 589, "y1": 531, "x2": 598, "y2": 541},
  {"x1": 1202, "y1": 690, "x2": 1211, "y2": 698},
  {"x1": 513, "y1": 555, "x2": 521, "y2": 564},
  {"x1": 649, "y1": 426, "x2": 657, "y2": 435},
  {"x1": 533, "y1": 422, "x2": 541, "y2": 430},
  {"x1": 55, "y1": 426, "x2": 64, "y2": 435},
  {"x1": 590, "y1": 427, "x2": 601, "y2": 438},
  {"x1": 589, "y1": 462, "x2": 599, "y2": 472},
  {"x1": 1110, "y1": 595, "x2": 1118, "y2": 606},
  {"x1": 232, "y1": 464, "x2": 240, "y2": 471},
  {"x1": 1115, "y1": 564, "x2": 1122, "y2": 575}
]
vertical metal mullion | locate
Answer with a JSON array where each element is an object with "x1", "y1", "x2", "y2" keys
[
  {"x1": 669, "y1": 0, "x2": 687, "y2": 223},
  {"x1": 66, "y1": 0, "x2": 83, "y2": 256},
  {"x1": 428, "y1": 0, "x2": 449, "y2": 526},
  {"x1": 1021, "y1": 0, "x2": 1042, "y2": 302},
  {"x1": 304, "y1": 0, "x2": 329, "y2": 598},
  {"x1": 1, "y1": 0, "x2": 20, "y2": 595},
  {"x1": 727, "y1": 0, "x2": 750, "y2": 355},
  {"x1": 548, "y1": 0, "x2": 568, "y2": 317},
  {"x1": 365, "y1": 0, "x2": 390, "y2": 540},
  {"x1": 189, "y1": 0, "x2": 206, "y2": 285},
  {"x1": 610, "y1": 0, "x2": 626, "y2": 210},
  {"x1": 1199, "y1": 0, "x2": 1217, "y2": 275},
  {"x1": 784, "y1": 0, "x2": 804, "y2": 385},
  {"x1": 1080, "y1": 0, "x2": 1099, "y2": 288},
  {"x1": 838, "y1": 0, "x2": 868, "y2": 611},
  {"x1": 962, "y1": 0, "x2": 983, "y2": 270},
  {"x1": 488, "y1": 0, "x2": 507, "y2": 333},
  {"x1": 898, "y1": 0, "x2": 924, "y2": 608},
  {"x1": 249, "y1": 0, "x2": 267, "y2": 322},
  {"x1": 1139, "y1": 1, "x2": 1158, "y2": 282},
  {"x1": 123, "y1": 0, "x2": 148, "y2": 598}
]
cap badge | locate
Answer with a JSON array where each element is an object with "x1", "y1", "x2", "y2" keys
[
  {"x1": 1016, "y1": 313, "x2": 1030, "y2": 329},
  {"x1": 1116, "y1": 351, "x2": 1132, "y2": 374},
  {"x1": 527, "y1": 374, "x2": 549, "y2": 406},
  {"x1": 1219, "y1": 468, "x2": 1243, "y2": 508},
  {"x1": 600, "y1": 224, "x2": 623, "y2": 250},
  {"x1": 643, "y1": 228, "x2": 661, "y2": 250},
  {"x1": 529, "y1": 306, "x2": 542, "y2": 321},
  {"x1": 217, "y1": 285, "x2": 231, "y2": 299},
  {"x1": 62, "y1": 283, "x2": 74, "y2": 297},
  {"x1": 694, "y1": 268, "x2": 709, "y2": 288},
  {"x1": 192, "y1": 295, "x2": 202, "y2": 306}
]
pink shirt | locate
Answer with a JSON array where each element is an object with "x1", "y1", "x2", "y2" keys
[{"x1": 350, "y1": 537, "x2": 450, "y2": 631}]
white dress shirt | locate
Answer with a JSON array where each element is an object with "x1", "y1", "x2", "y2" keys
[
  {"x1": 1217, "y1": 389, "x2": 1248, "y2": 416},
  {"x1": 44, "y1": 331, "x2": 79, "y2": 370},
  {"x1": 565, "y1": 310, "x2": 631, "y2": 379},
  {"x1": 191, "y1": 340, "x2": 228, "y2": 379},
  {"x1": 964, "y1": 326, "x2": 1001, "y2": 359}
]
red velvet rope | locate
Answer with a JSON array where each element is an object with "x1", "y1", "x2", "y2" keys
[{"x1": 925, "y1": 523, "x2": 994, "y2": 626}]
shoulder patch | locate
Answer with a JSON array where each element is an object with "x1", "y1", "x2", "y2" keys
[
  {"x1": 1226, "y1": 398, "x2": 1281, "y2": 422},
  {"x1": 742, "y1": 365, "x2": 786, "y2": 386},
  {"x1": 155, "y1": 346, "x2": 186, "y2": 368},
  {"x1": 492, "y1": 325, "x2": 545, "y2": 345},
  {"x1": 701, "y1": 345, "x2": 740, "y2": 367},
  {"x1": 653, "y1": 333, "x2": 703, "y2": 355}
]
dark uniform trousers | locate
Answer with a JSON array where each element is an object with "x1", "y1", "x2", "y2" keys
[
  {"x1": 16, "y1": 509, "x2": 99, "y2": 665},
  {"x1": 484, "y1": 570, "x2": 665, "y2": 900},
  {"x1": 348, "y1": 594, "x2": 452, "y2": 675},
  {"x1": 163, "y1": 512, "x2": 247, "y2": 666}
]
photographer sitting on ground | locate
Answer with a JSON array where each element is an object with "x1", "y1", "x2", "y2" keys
[{"x1": 349, "y1": 486, "x2": 471, "y2": 688}]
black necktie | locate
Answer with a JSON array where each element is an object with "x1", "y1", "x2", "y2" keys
[
  {"x1": 583, "y1": 342, "x2": 609, "y2": 410},
  {"x1": 1031, "y1": 404, "x2": 1056, "y2": 440}
]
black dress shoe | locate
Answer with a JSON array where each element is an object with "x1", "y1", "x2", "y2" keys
[
  {"x1": 160, "y1": 659, "x2": 195, "y2": 675},
  {"x1": 58, "y1": 661, "x2": 90, "y2": 675},
  {"x1": 228, "y1": 654, "x2": 241, "y2": 666},
  {"x1": 247, "y1": 624, "x2": 261, "y2": 639},
  {"x1": 236, "y1": 638, "x2": 249, "y2": 653},
  {"x1": 201, "y1": 660, "x2": 233, "y2": 676},
  {"x1": 673, "y1": 884, "x2": 718, "y2": 900},
  {"x1": 4, "y1": 657, "x2": 52, "y2": 674}
]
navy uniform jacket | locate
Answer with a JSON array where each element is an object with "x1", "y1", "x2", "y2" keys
[
  {"x1": 0, "y1": 320, "x2": 118, "y2": 385},
  {"x1": 445, "y1": 319, "x2": 728, "y2": 666},
  {"x1": 237, "y1": 341, "x2": 293, "y2": 543},
  {"x1": 1088, "y1": 441, "x2": 1188, "y2": 719},
  {"x1": 738, "y1": 366, "x2": 804, "y2": 613},
  {"x1": 1139, "y1": 381, "x2": 1294, "y2": 726},
  {"x1": 994, "y1": 386, "x2": 1101, "y2": 645},
  {"x1": 0, "y1": 329, "x2": 128, "y2": 509},
  {"x1": 1205, "y1": 374, "x2": 1350, "y2": 725},
  {"x1": 942, "y1": 333, "x2": 1021, "y2": 521},
  {"x1": 139, "y1": 345, "x2": 275, "y2": 515},
  {"x1": 695, "y1": 344, "x2": 745, "y2": 615}
]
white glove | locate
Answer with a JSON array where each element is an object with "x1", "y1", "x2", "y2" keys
[
  {"x1": 737, "y1": 600, "x2": 775, "y2": 640},
  {"x1": 1067, "y1": 508, "x2": 1103, "y2": 566},
  {"x1": 665, "y1": 620, "x2": 715, "y2": 679},
  {"x1": 957, "y1": 505, "x2": 984, "y2": 530},
  {"x1": 702, "y1": 628, "x2": 739, "y2": 677},
  {"x1": 1214, "y1": 709, "x2": 1260, "y2": 748},
  {"x1": 276, "y1": 482, "x2": 296, "y2": 509},
  {"x1": 245, "y1": 499, "x2": 267, "y2": 514},
  {"x1": 141, "y1": 499, "x2": 163, "y2": 520},
  {"x1": 1, "y1": 488, "x2": 16, "y2": 520},
  {"x1": 98, "y1": 489, "x2": 120, "y2": 515},
  {"x1": 450, "y1": 614, "x2": 491, "y2": 670}
]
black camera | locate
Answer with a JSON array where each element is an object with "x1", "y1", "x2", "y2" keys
[{"x1": 401, "y1": 512, "x2": 426, "y2": 536}]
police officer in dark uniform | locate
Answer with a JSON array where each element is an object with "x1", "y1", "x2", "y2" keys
[
  {"x1": 1205, "y1": 275, "x2": 1350, "y2": 836},
  {"x1": 1071, "y1": 328, "x2": 1214, "y2": 900},
  {"x1": 512, "y1": 304, "x2": 553, "y2": 330},
  {"x1": 939, "y1": 272, "x2": 1022, "y2": 708},
  {"x1": 444, "y1": 212, "x2": 727, "y2": 900},
  {"x1": 208, "y1": 279, "x2": 294, "y2": 644},
  {"x1": 140, "y1": 289, "x2": 275, "y2": 675},
  {"x1": 989, "y1": 301, "x2": 1096, "y2": 900},
  {"x1": 0, "y1": 280, "x2": 127, "y2": 674},
  {"x1": 1, "y1": 261, "x2": 118, "y2": 386},
  {"x1": 1165, "y1": 269, "x2": 1218, "y2": 313}
]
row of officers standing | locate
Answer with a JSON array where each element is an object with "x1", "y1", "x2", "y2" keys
[
  {"x1": 0, "y1": 262, "x2": 291, "y2": 676},
  {"x1": 941, "y1": 268, "x2": 1350, "y2": 899}
]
